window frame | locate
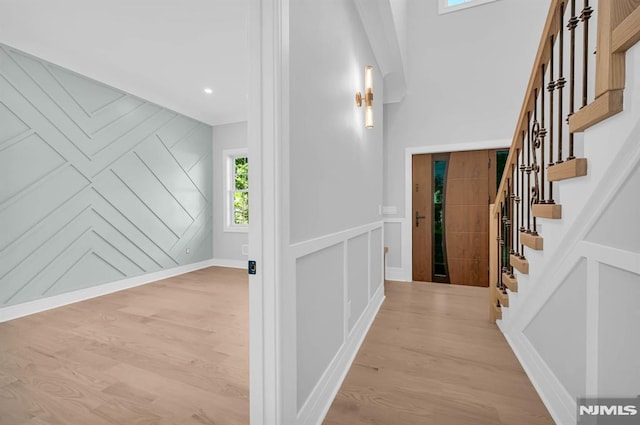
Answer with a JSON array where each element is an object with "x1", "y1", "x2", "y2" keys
[
  {"x1": 438, "y1": 0, "x2": 499, "y2": 15},
  {"x1": 223, "y1": 148, "x2": 249, "y2": 233}
]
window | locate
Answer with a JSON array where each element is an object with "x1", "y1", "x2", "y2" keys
[
  {"x1": 224, "y1": 148, "x2": 249, "y2": 232},
  {"x1": 438, "y1": 0, "x2": 498, "y2": 15}
]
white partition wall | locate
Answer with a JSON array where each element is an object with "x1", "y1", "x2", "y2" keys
[{"x1": 249, "y1": 1, "x2": 385, "y2": 424}]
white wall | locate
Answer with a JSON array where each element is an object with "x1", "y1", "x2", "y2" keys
[
  {"x1": 383, "y1": 0, "x2": 548, "y2": 279},
  {"x1": 286, "y1": 0, "x2": 385, "y2": 423},
  {"x1": 212, "y1": 121, "x2": 248, "y2": 264},
  {"x1": 289, "y1": 2, "x2": 384, "y2": 243}
]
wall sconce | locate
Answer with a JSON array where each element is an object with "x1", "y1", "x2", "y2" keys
[{"x1": 355, "y1": 65, "x2": 374, "y2": 129}]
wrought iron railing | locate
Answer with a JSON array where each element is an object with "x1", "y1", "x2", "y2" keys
[{"x1": 490, "y1": 0, "x2": 640, "y2": 322}]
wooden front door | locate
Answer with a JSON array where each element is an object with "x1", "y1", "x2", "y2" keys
[
  {"x1": 412, "y1": 154, "x2": 432, "y2": 282},
  {"x1": 412, "y1": 150, "x2": 491, "y2": 286}
]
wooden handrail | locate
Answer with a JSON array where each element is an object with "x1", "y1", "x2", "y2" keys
[
  {"x1": 492, "y1": 0, "x2": 563, "y2": 218},
  {"x1": 493, "y1": 0, "x2": 640, "y2": 218}
]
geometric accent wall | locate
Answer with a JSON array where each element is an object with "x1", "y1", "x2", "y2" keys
[{"x1": 0, "y1": 44, "x2": 212, "y2": 307}]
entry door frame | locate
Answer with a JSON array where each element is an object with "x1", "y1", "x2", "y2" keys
[{"x1": 402, "y1": 139, "x2": 510, "y2": 282}]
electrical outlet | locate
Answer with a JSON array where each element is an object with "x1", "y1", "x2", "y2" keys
[{"x1": 241, "y1": 244, "x2": 249, "y2": 255}]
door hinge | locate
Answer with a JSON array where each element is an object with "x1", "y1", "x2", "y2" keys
[{"x1": 488, "y1": 157, "x2": 491, "y2": 168}]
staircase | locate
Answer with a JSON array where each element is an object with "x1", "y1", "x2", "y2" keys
[{"x1": 489, "y1": 1, "x2": 640, "y2": 424}]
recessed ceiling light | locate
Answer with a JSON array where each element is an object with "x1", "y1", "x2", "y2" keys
[{"x1": 204, "y1": 88, "x2": 213, "y2": 94}]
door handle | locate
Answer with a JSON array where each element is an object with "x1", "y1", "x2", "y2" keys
[{"x1": 415, "y1": 211, "x2": 426, "y2": 227}]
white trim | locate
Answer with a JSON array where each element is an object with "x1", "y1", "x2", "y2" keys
[
  {"x1": 498, "y1": 328, "x2": 576, "y2": 425},
  {"x1": 210, "y1": 258, "x2": 247, "y2": 269},
  {"x1": 248, "y1": 0, "x2": 288, "y2": 423},
  {"x1": 0, "y1": 258, "x2": 217, "y2": 323},
  {"x1": 385, "y1": 266, "x2": 407, "y2": 282},
  {"x1": 290, "y1": 221, "x2": 383, "y2": 259},
  {"x1": 297, "y1": 285, "x2": 385, "y2": 425},
  {"x1": 578, "y1": 241, "x2": 640, "y2": 274},
  {"x1": 438, "y1": 0, "x2": 499, "y2": 15},
  {"x1": 585, "y1": 258, "x2": 599, "y2": 397},
  {"x1": 383, "y1": 218, "x2": 404, "y2": 223},
  {"x1": 223, "y1": 147, "x2": 249, "y2": 233},
  {"x1": 401, "y1": 138, "x2": 511, "y2": 283}
]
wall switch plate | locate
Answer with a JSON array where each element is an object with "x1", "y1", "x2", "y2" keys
[{"x1": 185, "y1": 248, "x2": 190, "y2": 254}]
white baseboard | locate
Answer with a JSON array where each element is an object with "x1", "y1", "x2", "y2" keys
[
  {"x1": 0, "y1": 258, "x2": 218, "y2": 323},
  {"x1": 297, "y1": 285, "x2": 385, "y2": 425},
  {"x1": 385, "y1": 266, "x2": 410, "y2": 282},
  {"x1": 209, "y1": 258, "x2": 247, "y2": 269},
  {"x1": 499, "y1": 326, "x2": 576, "y2": 425}
]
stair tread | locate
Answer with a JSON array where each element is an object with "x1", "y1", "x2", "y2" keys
[
  {"x1": 548, "y1": 157, "x2": 587, "y2": 181},
  {"x1": 510, "y1": 254, "x2": 529, "y2": 274},
  {"x1": 493, "y1": 304, "x2": 502, "y2": 320},
  {"x1": 520, "y1": 231, "x2": 544, "y2": 250},
  {"x1": 503, "y1": 273, "x2": 518, "y2": 292},
  {"x1": 496, "y1": 286, "x2": 509, "y2": 307},
  {"x1": 532, "y1": 203, "x2": 562, "y2": 219}
]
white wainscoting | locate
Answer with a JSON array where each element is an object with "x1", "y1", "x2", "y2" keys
[{"x1": 292, "y1": 221, "x2": 385, "y2": 425}]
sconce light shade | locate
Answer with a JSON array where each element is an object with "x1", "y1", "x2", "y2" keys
[{"x1": 355, "y1": 65, "x2": 374, "y2": 128}]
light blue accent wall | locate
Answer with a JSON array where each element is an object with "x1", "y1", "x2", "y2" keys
[{"x1": 0, "y1": 44, "x2": 213, "y2": 307}]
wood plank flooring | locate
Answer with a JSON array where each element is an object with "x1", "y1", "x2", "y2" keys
[
  {"x1": 0, "y1": 266, "x2": 249, "y2": 425},
  {"x1": 1, "y1": 269, "x2": 553, "y2": 424},
  {"x1": 324, "y1": 281, "x2": 554, "y2": 425}
]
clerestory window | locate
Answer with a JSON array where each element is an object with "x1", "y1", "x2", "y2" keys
[{"x1": 438, "y1": 0, "x2": 499, "y2": 15}]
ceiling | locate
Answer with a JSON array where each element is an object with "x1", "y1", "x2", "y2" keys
[{"x1": 0, "y1": 0, "x2": 249, "y2": 126}]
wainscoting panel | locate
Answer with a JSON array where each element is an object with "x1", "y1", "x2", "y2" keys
[
  {"x1": 369, "y1": 227, "x2": 383, "y2": 296},
  {"x1": 598, "y1": 264, "x2": 640, "y2": 396},
  {"x1": 296, "y1": 242, "x2": 345, "y2": 411},
  {"x1": 293, "y1": 221, "x2": 385, "y2": 425},
  {"x1": 524, "y1": 258, "x2": 588, "y2": 400},
  {"x1": 0, "y1": 44, "x2": 212, "y2": 307},
  {"x1": 347, "y1": 233, "x2": 369, "y2": 332}
]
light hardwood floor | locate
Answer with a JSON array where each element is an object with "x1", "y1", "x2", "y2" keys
[
  {"x1": 0, "y1": 266, "x2": 249, "y2": 425},
  {"x1": 1, "y1": 270, "x2": 553, "y2": 425},
  {"x1": 324, "y1": 281, "x2": 554, "y2": 425}
]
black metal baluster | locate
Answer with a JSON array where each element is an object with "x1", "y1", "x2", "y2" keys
[
  {"x1": 510, "y1": 174, "x2": 516, "y2": 277},
  {"x1": 525, "y1": 126, "x2": 532, "y2": 234},
  {"x1": 568, "y1": 0, "x2": 578, "y2": 159},
  {"x1": 531, "y1": 93, "x2": 539, "y2": 236},
  {"x1": 557, "y1": 2, "x2": 566, "y2": 164},
  {"x1": 581, "y1": 0, "x2": 593, "y2": 108},
  {"x1": 509, "y1": 175, "x2": 516, "y2": 258},
  {"x1": 519, "y1": 146, "x2": 525, "y2": 258},
  {"x1": 499, "y1": 202, "x2": 504, "y2": 290},
  {"x1": 514, "y1": 159, "x2": 520, "y2": 257},
  {"x1": 502, "y1": 199, "x2": 509, "y2": 295},
  {"x1": 540, "y1": 64, "x2": 547, "y2": 202},
  {"x1": 547, "y1": 35, "x2": 556, "y2": 204}
]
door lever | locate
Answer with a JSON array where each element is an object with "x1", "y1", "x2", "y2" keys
[{"x1": 416, "y1": 211, "x2": 426, "y2": 227}]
